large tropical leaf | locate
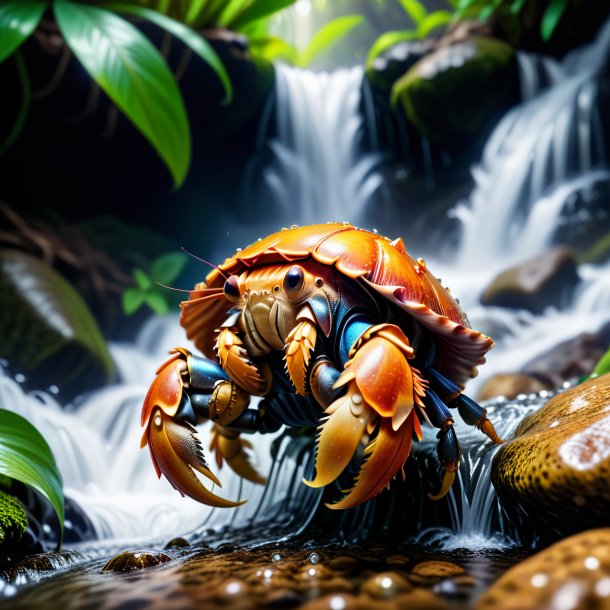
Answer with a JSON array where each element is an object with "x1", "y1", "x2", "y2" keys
[
  {"x1": 0, "y1": 52, "x2": 30, "y2": 154},
  {"x1": 104, "y1": 3, "x2": 233, "y2": 103},
  {"x1": 0, "y1": 409, "x2": 64, "y2": 549},
  {"x1": 229, "y1": 0, "x2": 296, "y2": 31},
  {"x1": 54, "y1": 1, "x2": 190, "y2": 187},
  {"x1": 299, "y1": 15, "x2": 365, "y2": 68},
  {"x1": 397, "y1": 0, "x2": 428, "y2": 26},
  {"x1": 0, "y1": 0, "x2": 47, "y2": 63},
  {"x1": 248, "y1": 35, "x2": 298, "y2": 63},
  {"x1": 417, "y1": 10, "x2": 453, "y2": 38}
]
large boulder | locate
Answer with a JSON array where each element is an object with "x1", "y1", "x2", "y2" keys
[
  {"x1": 480, "y1": 247, "x2": 580, "y2": 312},
  {"x1": 491, "y1": 373, "x2": 610, "y2": 537},
  {"x1": 391, "y1": 36, "x2": 520, "y2": 151},
  {"x1": 476, "y1": 528, "x2": 610, "y2": 610}
]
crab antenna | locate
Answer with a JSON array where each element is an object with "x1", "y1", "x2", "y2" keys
[
  {"x1": 181, "y1": 247, "x2": 228, "y2": 280},
  {"x1": 154, "y1": 282, "x2": 191, "y2": 293}
]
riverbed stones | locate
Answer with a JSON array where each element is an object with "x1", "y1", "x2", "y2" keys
[
  {"x1": 477, "y1": 373, "x2": 551, "y2": 401},
  {"x1": 480, "y1": 247, "x2": 580, "y2": 312},
  {"x1": 492, "y1": 373, "x2": 610, "y2": 535},
  {"x1": 101, "y1": 549, "x2": 171, "y2": 573},
  {"x1": 476, "y1": 529, "x2": 610, "y2": 610},
  {"x1": 391, "y1": 36, "x2": 519, "y2": 149}
]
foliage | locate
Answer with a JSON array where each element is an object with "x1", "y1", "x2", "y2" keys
[
  {"x1": 367, "y1": 0, "x2": 570, "y2": 66},
  {"x1": 251, "y1": 15, "x2": 366, "y2": 67},
  {"x1": 0, "y1": 490, "x2": 28, "y2": 546},
  {"x1": 123, "y1": 252, "x2": 187, "y2": 316},
  {"x1": 0, "y1": 409, "x2": 64, "y2": 549},
  {"x1": 367, "y1": 0, "x2": 453, "y2": 66},
  {"x1": 0, "y1": 0, "x2": 234, "y2": 187},
  {"x1": 591, "y1": 346, "x2": 610, "y2": 379}
]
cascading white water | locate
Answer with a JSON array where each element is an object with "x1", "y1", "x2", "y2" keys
[{"x1": 261, "y1": 64, "x2": 385, "y2": 224}]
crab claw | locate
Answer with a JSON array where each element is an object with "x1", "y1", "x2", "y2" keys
[
  {"x1": 210, "y1": 425, "x2": 267, "y2": 485},
  {"x1": 427, "y1": 424, "x2": 461, "y2": 501},
  {"x1": 141, "y1": 350, "x2": 245, "y2": 508}
]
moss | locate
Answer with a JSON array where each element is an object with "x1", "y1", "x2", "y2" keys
[{"x1": 0, "y1": 490, "x2": 28, "y2": 545}]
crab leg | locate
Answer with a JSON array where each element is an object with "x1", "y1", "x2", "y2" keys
[{"x1": 304, "y1": 324, "x2": 426, "y2": 509}]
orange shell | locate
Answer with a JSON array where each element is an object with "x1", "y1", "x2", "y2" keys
[{"x1": 180, "y1": 223, "x2": 493, "y2": 388}]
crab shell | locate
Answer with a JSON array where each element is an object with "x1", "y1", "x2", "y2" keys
[{"x1": 181, "y1": 223, "x2": 493, "y2": 389}]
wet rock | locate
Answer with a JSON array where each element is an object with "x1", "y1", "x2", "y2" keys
[
  {"x1": 366, "y1": 39, "x2": 435, "y2": 95},
  {"x1": 480, "y1": 247, "x2": 580, "y2": 312},
  {"x1": 476, "y1": 528, "x2": 610, "y2": 610},
  {"x1": 477, "y1": 373, "x2": 552, "y2": 401},
  {"x1": 522, "y1": 322, "x2": 610, "y2": 387},
  {"x1": 411, "y1": 561, "x2": 465, "y2": 579},
  {"x1": 216, "y1": 578, "x2": 251, "y2": 603},
  {"x1": 3, "y1": 551, "x2": 84, "y2": 582},
  {"x1": 264, "y1": 587, "x2": 302, "y2": 607},
  {"x1": 395, "y1": 588, "x2": 450, "y2": 609},
  {"x1": 101, "y1": 549, "x2": 171, "y2": 573},
  {"x1": 299, "y1": 593, "x2": 362, "y2": 610},
  {"x1": 391, "y1": 36, "x2": 520, "y2": 150},
  {"x1": 164, "y1": 537, "x2": 189, "y2": 549},
  {"x1": 361, "y1": 571, "x2": 412, "y2": 599},
  {"x1": 328, "y1": 556, "x2": 360, "y2": 572},
  {"x1": 492, "y1": 373, "x2": 610, "y2": 536},
  {"x1": 386, "y1": 554, "x2": 410, "y2": 567}
]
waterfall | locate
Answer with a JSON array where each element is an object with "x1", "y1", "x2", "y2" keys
[
  {"x1": 456, "y1": 18, "x2": 610, "y2": 267},
  {"x1": 258, "y1": 64, "x2": 385, "y2": 225}
]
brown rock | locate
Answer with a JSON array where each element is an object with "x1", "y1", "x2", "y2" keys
[
  {"x1": 396, "y1": 588, "x2": 450, "y2": 609},
  {"x1": 298, "y1": 593, "x2": 364, "y2": 610},
  {"x1": 411, "y1": 561, "x2": 465, "y2": 578},
  {"x1": 477, "y1": 373, "x2": 551, "y2": 401},
  {"x1": 101, "y1": 549, "x2": 171, "y2": 573},
  {"x1": 361, "y1": 572, "x2": 412, "y2": 599},
  {"x1": 476, "y1": 529, "x2": 610, "y2": 610},
  {"x1": 492, "y1": 373, "x2": 610, "y2": 534},
  {"x1": 328, "y1": 556, "x2": 360, "y2": 572},
  {"x1": 385, "y1": 554, "x2": 410, "y2": 567},
  {"x1": 481, "y1": 247, "x2": 580, "y2": 312}
]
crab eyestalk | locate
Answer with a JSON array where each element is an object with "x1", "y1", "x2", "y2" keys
[{"x1": 140, "y1": 349, "x2": 245, "y2": 508}]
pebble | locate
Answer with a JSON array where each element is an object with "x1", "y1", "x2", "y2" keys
[
  {"x1": 264, "y1": 587, "x2": 302, "y2": 607},
  {"x1": 386, "y1": 555, "x2": 410, "y2": 567},
  {"x1": 101, "y1": 549, "x2": 171, "y2": 573},
  {"x1": 361, "y1": 571, "x2": 412, "y2": 599},
  {"x1": 328, "y1": 556, "x2": 360, "y2": 572},
  {"x1": 299, "y1": 593, "x2": 363, "y2": 610},
  {"x1": 164, "y1": 536, "x2": 189, "y2": 549},
  {"x1": 411, "y1": 561, "x2": 465, "y2": 578}
]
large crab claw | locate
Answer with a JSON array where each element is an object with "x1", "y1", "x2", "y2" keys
[
  {"x1": 303, "y1": 325, "x2": 426, "y2": 510},
  {"x1": 140, "y1": 350, "x2": 245, "y2": 508}
]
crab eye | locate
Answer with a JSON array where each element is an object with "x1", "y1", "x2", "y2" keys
[
  {"x1": 284, "y1": 266, "x2": 304, "y2": 295},
  {"x1": 223, "y1": 275, "x2": 241, "y2": 301}
]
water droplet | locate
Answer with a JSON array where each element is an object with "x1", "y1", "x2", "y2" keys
[
  {"x1": 271, "y1": 552, "x2": 282, "y2": 562},
  {"x1": 48, "y1": 385, "x2": 59, "y2": 395},
  {"x1": 14, "y1": 373, "x2": 26, "y2": 383},
  {"x1": 309, "y1": 552, "x2": 320, "y2": 564}
]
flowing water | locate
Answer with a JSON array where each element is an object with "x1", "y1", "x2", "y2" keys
[{"x1": 4, "y1": 20, "x2": 610, "y2": 558}]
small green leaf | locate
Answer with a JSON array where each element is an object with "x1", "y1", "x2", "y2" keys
[
  {"x1": 217, "y1": 0, "x2": 251, "y2": 28},
  {"x1": 54, "y1": 1, "x2": 191, "y2": 187},
  {"x1": 229, "y1": 0, "x2": 296, "y2": 31},
  {"x1": 300, "y1": 15, "x2": 365, "y2": 68},
  {"x1": 103, "y1": 3, "x2": 233, "y2": 104},
  {"x1": 248, "y1": 35, "x2": 298, "y2": 63},
  {"x1": 0, "y1": 0, "x2": 48, "y2": 63},
  {"x1": 0, "y1": 409, "x2": 64, "y2": 549},
  {"x1": 122, "y1": 287, "x2": 145, "y2": 315},
  {"x1": 397, "y1": 0, "x2": 428, "y2": 26},
  {"x1": 366, "y1": 29, "x2": 419, "y2": 66},
  {"x1": 417, "y1": 11, "x2": 453, "y2": 38},
  {"x1": 144, "y1": 291, "x2": 169, "y2": 315},
  {"x1": 541, "y1": 0, "x2": 568, "y2": 42},
  {"x1": 510, "y1": 0, "x2": 527, "y2": 14},
  {"x1": 592, "y1": 346, "x2": 610, "y2": 378},
  {"x1": 133, "y1": 268, "x2": 152, "y2": 290},
  {"x1": 150, "y1": 252, "x2": 187, "y2": 284},
  {"x1": 0, "y1": 52, "x2": 30, "y2": 155}
]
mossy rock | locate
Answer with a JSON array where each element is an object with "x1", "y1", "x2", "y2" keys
[
  {"x1": 0, "y1": 490, "x2": 27, "y2": 546},
  {"x1": 0, "y1": 250, "x2": 115, "y2": 393},
  {"x1": 391, "y1": 36, "x2": 519, "y2": 149}
]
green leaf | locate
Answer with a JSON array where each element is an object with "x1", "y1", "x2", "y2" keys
[
  {"x1": 0, "y1": 409, "x2": 64, "y2": 549},
  {"x1": 299, "y1": 15, "x2": 365, "y2": 68},
  {"x1": 150, "y1": 252, "x2": 187, "y2": 284},
  {"x1": 122, "y1": 287, "x2": 145, "y2": 315},
  {"x1": 217, "y1": 0, "x2": 252, "y2": 28},
  {"x1": 510, "y1": 0, "x2": 527, "y2": 13},
  {"x1": 133, "y1": 267, "x2": 152, "y2": 290},
  {"x1": 248, "y1": 35, "x2": 298, "y2": 63},
  {"x1": 230, "y1": 0, "x2": 296, "y2": 31},
  {"x1": 144, "y1": 291, "x2": 169, "y2": 315},
  {"x1": 0, "y1": 0, "x2": 47, "y2": 63},
  {"x1": 103, "y1": 3, "x2": 233, "y2": 104},
  {"x1": 54, "y1": 1, "x2": 190, "y2": 187},
  {"x1": 397, "y1": 0, "x2": 428, "y2": 25},
  {"x1": 417, "y1": 11, "x2": 453, "y2": 38},
  {"x1": 0, "y1": 52, "x2": 30, "y2": 155},
  {"x1": 592, "y1": 346, "x2": 610, "y2": 378},
  {"x1": 366, "y1": 29, "x2": 419, "y2": 66},
  {"x1": 541, "y1": 0, "x2": 568, "y2": 42}
]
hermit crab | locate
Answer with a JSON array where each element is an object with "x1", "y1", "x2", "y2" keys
[{"x1": 140, "y1": 223, "x2": 501, "y2": 510}]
